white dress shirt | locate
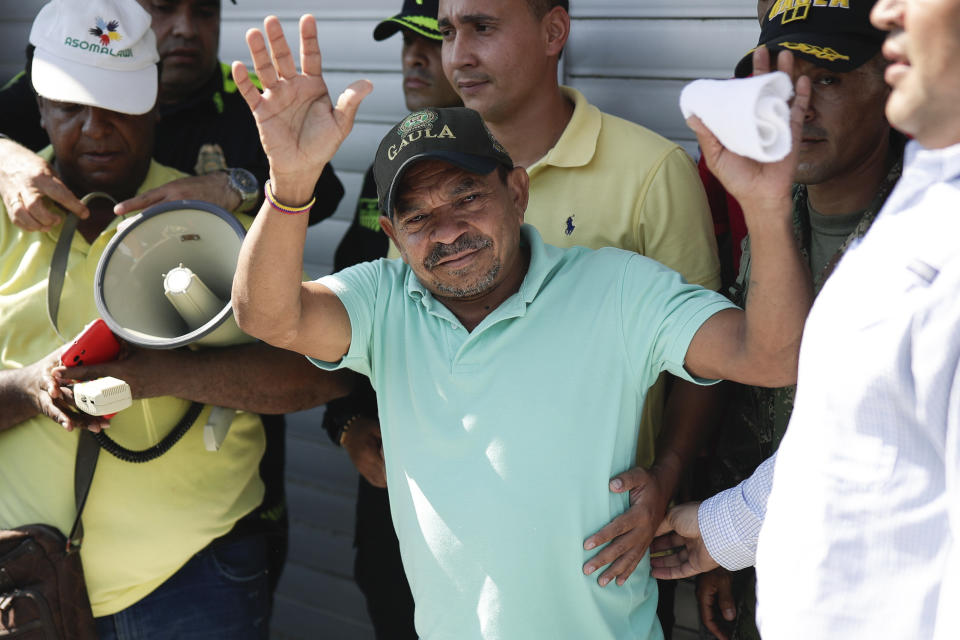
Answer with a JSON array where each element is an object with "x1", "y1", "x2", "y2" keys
[{"x1": 700, "y1": 140, "x2": 960, "y2": 639}]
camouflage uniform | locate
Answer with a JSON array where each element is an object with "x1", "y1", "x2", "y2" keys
[{"x1": 701, "y1": 156, "x2": 903, "y2": 640}]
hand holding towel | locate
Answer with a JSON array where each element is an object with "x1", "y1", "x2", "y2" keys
[{"x1": 679, "y1": 72, "x2": 794, "y2": 163}]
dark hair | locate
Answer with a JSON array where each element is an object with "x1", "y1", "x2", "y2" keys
[
  {"x1": 496, "y1": 164, "x2": 511, "y2": 185},
  {"x1": 526, "y1": 0, "x2": 569, "y2": 19}
]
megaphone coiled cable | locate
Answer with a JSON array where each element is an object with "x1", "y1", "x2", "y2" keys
[{"x1": 93, "y1": 401, "x2": 204, "y2": 463}]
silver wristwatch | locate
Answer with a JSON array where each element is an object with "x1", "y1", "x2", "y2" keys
[{"x1": 225, "y1": 167, "x2": 259, "y2": 213}]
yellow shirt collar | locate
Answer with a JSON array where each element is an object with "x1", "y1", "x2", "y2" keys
[{"x1": 527, "y1": 86, "x2": 602, "y2": 175}]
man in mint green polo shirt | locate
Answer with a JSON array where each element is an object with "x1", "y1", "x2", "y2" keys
[{"x1": 231, "y1": 18, "x2": 813, "y2": 639}]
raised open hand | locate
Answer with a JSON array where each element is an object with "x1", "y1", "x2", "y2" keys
[{"x1": 232, "y1": 15, "x2": 373, "y2": 203}]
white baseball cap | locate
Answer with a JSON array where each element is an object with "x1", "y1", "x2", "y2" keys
[{"x1": 29, "y1": 0, "x2": 159, "y2": 115}]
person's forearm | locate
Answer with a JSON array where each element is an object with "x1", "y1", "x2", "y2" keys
[
  {"x1": 0, "y1": 367, "x2": 39, "y2": 431},
  {"x1": 321, "y1": 377, "x2": 375, "y2": 445},
  {"x1": 0, "y1": 136, "x2": 29, "y2": 159},
  {"x1": 147, "y1": 342, "x2": 352, "y2": 413},
  {"x1": 232, "y1": 172, "x2": 319, "y2": 347},
  {"x1": 740, "y1": 200, "x2": 813, "y2": 386},
  {"x1": 652, "y1": 379, "x2": 727, "y2": 501}
]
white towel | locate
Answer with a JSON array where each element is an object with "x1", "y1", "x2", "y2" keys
[{"x1": 679, "y1": 72, "x2": 794, "y2": 163}]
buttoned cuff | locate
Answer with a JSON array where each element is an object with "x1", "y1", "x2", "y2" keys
[{"x1": 697, "y1": 454, "x2": 776, "y2": 571}]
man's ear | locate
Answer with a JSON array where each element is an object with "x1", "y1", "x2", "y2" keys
[
  {"x1": 543, "y1": 6, "x2": 571, "y2": 58},
  {"x1": 379, "y1": 214, "x2": 409, "y2": 264},
  {"x1": 506, "y1": 166, "x2": 529, "y2": 223}
]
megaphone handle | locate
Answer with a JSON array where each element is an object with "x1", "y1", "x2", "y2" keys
[{"x1": 203, "y1": 406, "x2": 234, "y2": 452}]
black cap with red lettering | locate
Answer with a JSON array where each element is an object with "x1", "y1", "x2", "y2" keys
[
  {"x1": 373, "y1": 107, "x2": 514, "y2": 217},
  {"x1": 735, "y1": 0, "x2": 884, "y2": 77}
]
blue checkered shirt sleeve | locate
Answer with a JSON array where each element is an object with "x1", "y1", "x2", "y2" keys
[{"x1": 698, "y1": 453, "x2": 776, "y2": 571}]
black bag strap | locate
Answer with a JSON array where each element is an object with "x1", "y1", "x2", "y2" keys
[
  {"x1": 46, "y1": 213, "x2": 79, "y2": 342},
  {"x1": 45, "y1": 210, "x2": 94, "y2": 552},
  {"x1": 67, "y1": 430, "x2": 100, "y2": 553},
  {"x1": 46, "y1": 194, "x2": 118, "y2": 340}
]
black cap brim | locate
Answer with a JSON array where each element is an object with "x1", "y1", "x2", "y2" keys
[
  {"x1": 734, "y1": 33, "x2": 882, "y2": 77},
  {"x1": 373, "y1": 15, "x2": 442, "y2": 41},
  {"x1": 384, "y1": 151, "x2": 502, "y2": 217}
]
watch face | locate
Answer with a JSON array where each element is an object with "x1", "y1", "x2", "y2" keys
[{"x1": 230, "y1": 168, "x2": 258, "y2": 196}]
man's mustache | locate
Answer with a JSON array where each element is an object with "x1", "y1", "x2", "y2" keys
[
  {"x1": 159, "y1": 38, "x2": 201, "y2": 56},
  {"x1": 424, "y1": 234, "x2": 493, "y2": 269},
  {"x1": 454, "y1": 72, "x2": 491, "y2": 85},
  {"x1": 405, "y1": 68, "x2": 434, "y2": 84},
  {"x1": 802, "y1": 125, "x2": 829, "y2": 140}
]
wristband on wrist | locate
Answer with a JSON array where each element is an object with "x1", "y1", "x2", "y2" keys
[
  {"x1": 337, "y1": 414, "x2": 362, "y2": 446},
  {"x1": 264, "y1": 179, "x2": 315, "y2": 215}
]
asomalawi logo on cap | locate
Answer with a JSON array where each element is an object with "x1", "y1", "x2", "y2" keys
[
  {"x1": 387, "y1": 110, "x2": 456, "y2": 161},
  {"x1": 89, "y1": 17, "x2": 121, "y2": 46},
  {"x1": 768, "y1": 0, "x2": 850, "y2": 25},
  {"x1": 63, "y1": 15, "x2": 132, "y2": 57}
]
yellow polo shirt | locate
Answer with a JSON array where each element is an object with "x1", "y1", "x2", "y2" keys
[
  {"x1": 524, "y1": 88, "x2": 718, "y2": 282},
  {"x1": 0, "y1": 150, "x2": 265, "y2": 616}
]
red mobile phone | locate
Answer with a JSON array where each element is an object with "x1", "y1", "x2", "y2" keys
[{"x1": 61, "y1": 318, "x2": 121, "y2": 367}]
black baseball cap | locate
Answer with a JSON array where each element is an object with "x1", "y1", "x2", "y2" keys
[
  {"x1": 373, "y1": 0, "x2": 442, "y2": 41},
  {"x1": 373, "y1": 107, "x2": 514, "y2": 217},
  {"x1": 735, "y1": 0, "x2": 884, "y2": 77}
]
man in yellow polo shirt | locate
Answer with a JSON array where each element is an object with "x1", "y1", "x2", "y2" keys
[
  {"x1": 435, "y1": 0, "x2": 723, "y2": 622},
  {"x1": 0, "y1": 1, "x2": 347, "y2": 638}
]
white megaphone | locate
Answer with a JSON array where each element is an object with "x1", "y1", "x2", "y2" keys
[{"x1": 94, "y1": 200, "x2": 253, "y2": 350}]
